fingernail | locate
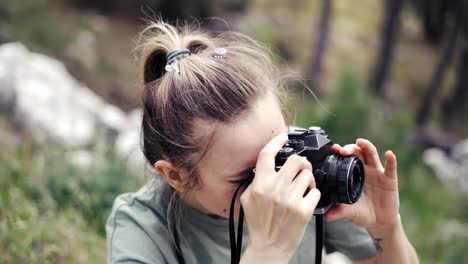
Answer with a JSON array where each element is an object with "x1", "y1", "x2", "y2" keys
[{"x1": 312, "y1": 188, "x2": 321, "y2": 196}]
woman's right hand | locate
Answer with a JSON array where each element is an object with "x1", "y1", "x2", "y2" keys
[{"x1": 239, "y1": 133, "x2": 321, "y2": 263}]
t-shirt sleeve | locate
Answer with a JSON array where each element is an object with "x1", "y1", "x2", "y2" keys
[
  {"x1": 106, "y1": 199, "x2": 167, "y2": 264},
  {"x1": 324, "y1": 218, "x2": 377, "y2": 261}
]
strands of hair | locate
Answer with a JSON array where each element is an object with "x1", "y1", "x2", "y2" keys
[{"x1": 135, "y1": 18, "x2": 289, "y2": 248}]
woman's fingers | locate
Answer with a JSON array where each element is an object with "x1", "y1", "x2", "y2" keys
[
  {"x1": 331, "y1": 144, "x2": 342, "y2": 154},
  {"x1": 356, "y1": 138, "x2": 383, "y2": 170},
  {"x1": 279, "y1": 155, "x2": 312, "y2": 184},
  {"x1": 290, "y1": 169, "x2": 315, "y2": 199},
  {"x1": 340, "y1": 144, "x2": 366, "y2": 164},
  {"x1": 384, "y1": 150, "x2": 398, "y2": 179},
  {"x1": 255, "y1": 133, "x2": 289, "y2": 177},
  {"x1": 301, "y1": 188, "x2": 321, "y2": 216}
]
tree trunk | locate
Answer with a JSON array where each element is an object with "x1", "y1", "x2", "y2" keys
[
  {"x1": 422, "y1": 0, "x2": 448, "y2": 45},
  {"x1": 442, "y1": 41, "x2": 468, "y2": 118},
  {"x1": 368, "y1": 0, "x2": 403, "y2": 96},
  {"x1": 415, "y1": 3, "x2": 462, "y2": 126},
  {"x1": 441, "y1": 0, "x2": 468, "y2": 123},
  {"x1": 307, "y1": 0, "x2": 332, "y2": 94}
]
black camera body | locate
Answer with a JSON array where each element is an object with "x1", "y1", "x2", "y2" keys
[{"x1": 275, "y1": 126, "x2": 365, "y2": 214}]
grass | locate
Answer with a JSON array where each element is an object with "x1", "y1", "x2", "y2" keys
[{"x1": 0, "y1": 131, "x2": 140, "y2": 263}]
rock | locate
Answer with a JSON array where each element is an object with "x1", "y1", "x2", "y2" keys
[
  {"x1": 0, "y1": 59, "x2": 16, "y2": 114},
  {"x1": 423, "y1": 139, "x2": 468, "y2": 193},
  {"x1": 0, "y1": 42, "x2": 128, "y2": 148},
  {"x1": 115, "y1": 109, "x2": 148, "y2": 179},
  {"x1": 0, "y1": 42, "x2": 149, "y2": 176},
  {"x1": 65, "y1": 30, "x2": 97, "y2": 70}
]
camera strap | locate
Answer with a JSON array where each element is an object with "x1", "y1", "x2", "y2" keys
[
  {"x1": 229, "y1": 184, "x2": 245, "y2": 264},
  {"x1": 228, "y1": 183, "x2": 325, "y2": 264},
  {"x1": 315, "y1": 214, "x2": 324, "y2": 264}
]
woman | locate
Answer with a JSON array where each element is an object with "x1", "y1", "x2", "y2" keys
[{"x1": 106, "y1": 20, "x2": 419, "y2": 263}]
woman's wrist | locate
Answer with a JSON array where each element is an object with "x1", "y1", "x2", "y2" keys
[
  {"x1": 366, "y1": 214, "x2": 402, "y2": 240},
  {"x1": 366, "y1": 214, "x2": 408, "y2": 256},
  {"x1": 240, "y1": 244, "x2": 291, "y2": 264},
  {"x1": 366, "y1": 214, "x2": 419, "y2": 263}
]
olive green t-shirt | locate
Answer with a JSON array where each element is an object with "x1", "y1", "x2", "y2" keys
[{"x1": 106, "y1": 182, "x2": 376, "y2": 263}]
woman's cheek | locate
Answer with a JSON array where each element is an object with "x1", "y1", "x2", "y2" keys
[
  {"x1": 221, "y1": 185, "x2": 245, "y2": 207},
  {"x1": 223, "y1": 185, "x2": 237, "y2": 201},
  {"x1": 220, "y1": 185, "x2": 245, "y2": 217},
  {"x1": 225, "y1": 184, "x2": 248, "y2": 201}
]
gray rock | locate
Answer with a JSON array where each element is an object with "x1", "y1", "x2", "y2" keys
[
  {"x1": 0, "y1": 42, "x2": 147, "y2": 176},
  {"x1": 115, "y1": 109, "x2": 149, "y2": 179},
  {"x1": 423, "y1": 139, "x2": 468, "y2": 193},
  {"x1": 65, "y1": 30, "x2": 97, "y2": 70},
  {"x1": 0, "y1": 59, "x2": 16, "y2": 114},
  {"x1": 0, "y1": 42, "x2": 128, "y2": 148}
]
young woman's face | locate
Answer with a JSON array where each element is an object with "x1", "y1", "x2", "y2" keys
[{"x1": 185, "y1": 93, "x2": 288, "y2": 219}]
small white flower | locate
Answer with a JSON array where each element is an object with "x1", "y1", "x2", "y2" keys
[
  {"x1": 214, "y1": 48, "x2": 227, "y2": 55},
  {"x1": 165, "y1": 62, "x2": 180, "y2": 74},
  {"x1": 213, "y1": 48, "x2": 227, "y2": 58}
]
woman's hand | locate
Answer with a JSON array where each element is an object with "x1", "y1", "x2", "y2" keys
[
  {"x1": 240, "y1": 133, "x2": 321, "y2": 263},
  {"x1": 325, "y1": 138, "x2": 400, "y2": 233}
]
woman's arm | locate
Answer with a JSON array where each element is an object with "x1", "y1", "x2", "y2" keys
[
  {"x1": 364, "y1": 214, "x2": 419, "y2": 264},
  {"x1": 325, "y1": 139, "x2": 419, "y2": 264},
  {"x1": 354, "y1": 216, "x2": 419, "y2": 264}
]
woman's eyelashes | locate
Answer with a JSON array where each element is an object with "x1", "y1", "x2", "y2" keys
[
  {"x1": 228, "y1": 169, "x2": 255, "y2": 185},
  {"x1": 229, "y1": 177, "x2": 249, "y2": 185}
]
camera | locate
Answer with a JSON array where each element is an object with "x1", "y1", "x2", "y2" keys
[{"x1": 275, "y1": 126, "x2": 365, "y2": 214}]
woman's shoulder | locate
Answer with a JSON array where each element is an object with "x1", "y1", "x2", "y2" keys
[
  {"x1": 107, "y1": 180, "x2": 171, "y2": 231},
  {"x1": 106, "y1": 181, "x2": 176, "y2": 263}
]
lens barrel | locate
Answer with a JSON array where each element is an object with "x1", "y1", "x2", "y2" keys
[{"x1": 321, "y1": 154, "x2": 365, "y2": 204}]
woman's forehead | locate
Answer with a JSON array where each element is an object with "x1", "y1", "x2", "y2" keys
[{"x1": 198, "y1": 95, "x2": 287, "y2": 177}]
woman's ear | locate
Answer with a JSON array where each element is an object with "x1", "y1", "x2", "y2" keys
[{"x1": 154, "y1": 160, "x2": 186, "y2": 191}]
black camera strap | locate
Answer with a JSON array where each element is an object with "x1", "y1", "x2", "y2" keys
[
  {"x1": 315, "y1": 214, "x2": 324, "y2": 264},
  {"x1": 229, "y1": 184, "x2": 245, "y2": 264}
]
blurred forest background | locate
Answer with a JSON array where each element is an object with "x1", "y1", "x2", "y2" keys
[{"x1": 1, "y1": 0, "x2": 468, "y2": 263}]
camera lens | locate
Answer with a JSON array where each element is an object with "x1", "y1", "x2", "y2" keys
[
  {"x1": 321, "y1": 155, "x2": 365, "y2": 204},
  {"x1": 348, "y1": 158, "x2": 364, "y2": 202}
]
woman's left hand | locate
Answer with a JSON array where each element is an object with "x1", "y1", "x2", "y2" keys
[{"x1": 324, "y1": 138, "x2": 400, "y2": 232}]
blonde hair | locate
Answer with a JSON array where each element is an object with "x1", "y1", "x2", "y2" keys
[
  {"x1": 136, "y1": 19, "x2": 288, "y2": 252},
  {"x1": 138, "y1": 20, "x2": 287, "y2": 191}
]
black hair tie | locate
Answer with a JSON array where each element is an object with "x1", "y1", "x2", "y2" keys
[
  {"x1": 165, "y1": 49, "x2": 191, "y2": 74},
  {"x1": 166, "y1": 49, "x2": 191, "y2": 64}
]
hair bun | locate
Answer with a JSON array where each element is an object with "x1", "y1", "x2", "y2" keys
[
  {"x1": 144, "y1": 49, "x2": 167, "y2": 83},
  {"x1": 186, "y1": 39, "x2": 209, "y2": 55}
]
